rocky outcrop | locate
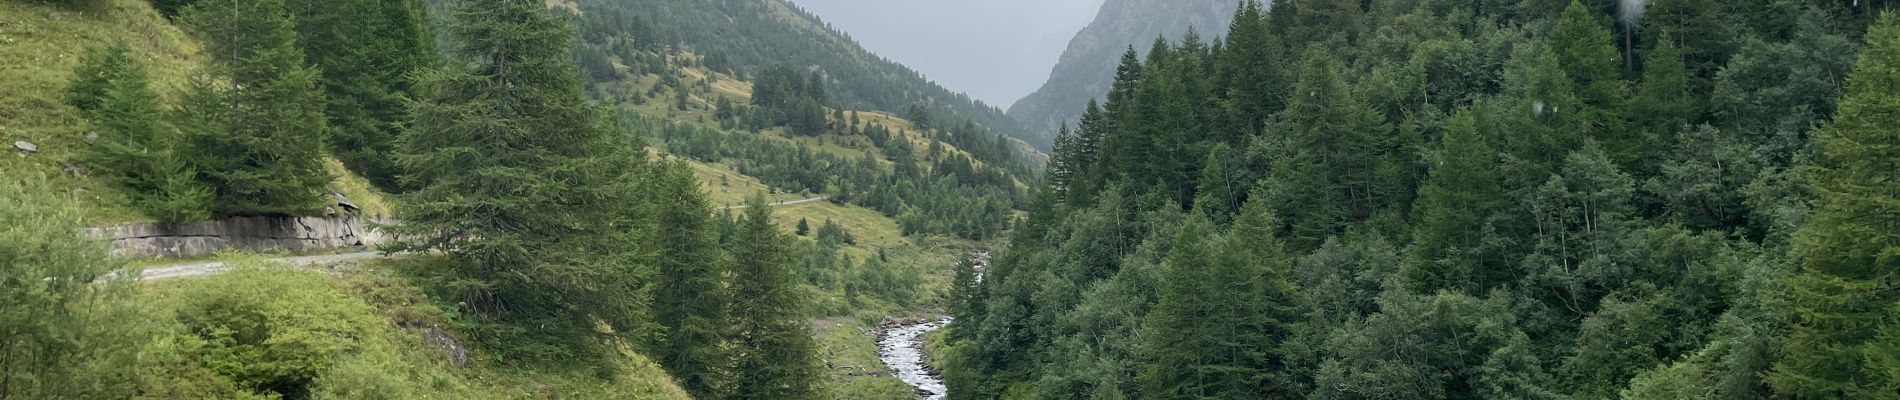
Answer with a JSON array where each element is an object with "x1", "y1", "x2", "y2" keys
[
  {"x1": 1007, "y1": 0, "x2": 1239, "y2": 149},
  {"x1": 83, "y1": 215, "x2": 392, "y2": 258}
]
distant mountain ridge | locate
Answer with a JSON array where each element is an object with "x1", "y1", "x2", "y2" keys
[
  {"x1": 1009, "y1": 0, "x2": 1238, "y2": 150},
  {"x1": 571, "y1": 0, "x2": 1040, "y2": 156}
]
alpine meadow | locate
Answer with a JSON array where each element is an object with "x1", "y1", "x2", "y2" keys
[{"x1": 4, "y1": 0, "x2": 1900, "y2": 400}]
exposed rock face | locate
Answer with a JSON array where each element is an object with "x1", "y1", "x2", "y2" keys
[
  {"x1": 422, "y1": 326, "x2": 470, "y2": 368},
  {"x1": 1007, "y1": 0, "x2": 1238, "y2": 149},
  {"x1": 83, "y1": 215, "x2": 391, "y2": 258}
]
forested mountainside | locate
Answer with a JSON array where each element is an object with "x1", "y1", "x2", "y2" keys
[
  {"x1": 3, "y1": 0, "x2": 1018, "y2": 398},
  {"x1": 943, "y1": 0, "x2": 1900, "y2": 399},
  {"x1": 1007, "y1": 0, "x2": 1238, "y2": 150},
  {"x1": 554, "y1": 0, "x2": 1044, "y2": 158}
]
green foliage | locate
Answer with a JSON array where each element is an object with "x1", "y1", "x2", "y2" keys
[
  {"x1": 941, "y1": 2, "x2": 1880, "y2": 400},
  {"x1": 170, "y1": 267, "x2": 380, "y2": 397},
  {"x1": 175, "y1": 0, "x2": 333, "y2": 216},
  {"x1": 296, "y1": 0, "x2": 435, "y2": 191},
  {"x1": 1139, "y1": 197, "x2": 1300, "y2": 399},
  {"x1": 727, "y1": 195, "x2": 824, "y2": 399},
  {"x1": 813, "y1": 218, "x2": 856, "y2": 247},
  {"x1": 749, "y1": 65, "x2": 831, "y2": 136},
  {"x1": 66, "y1": 43, "x2": 210, "y2": 225},
  {"x1": 1404, "y1": 109, "x2": 1512, "y2": 294},
  {"x1": 391, "y1": 0, "x2": 650, "y2": 361},
  {"x1": 646, "y1": 161, "x2": 732, "y2": 399},
  {"x1": 1771, "y1": 13, "x2": 1900, "y2": 398},
  {"x1": 151, "y1": 0, "x2": 193, "y2": 18},
  {"x1": 1261, "y1": 49, "x2": 1392, "y2": 249},
  {"x1": 0, "y1": 179, "x2": 142, "y2": 400}
]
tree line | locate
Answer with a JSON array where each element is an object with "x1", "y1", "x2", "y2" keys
[{"x1": 943, "y1": 1, "x2": 1900, "y2": 399}]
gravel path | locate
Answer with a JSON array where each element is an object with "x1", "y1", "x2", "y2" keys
[
  {"x1": 722, "y1": 196, "x2": 829, "y2": 210},
  {"x1": 137, "y1": 251, "x2": 386, "y2": 281}
]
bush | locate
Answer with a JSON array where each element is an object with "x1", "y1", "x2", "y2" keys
[{"x1": 171, "y1": 266, "x2": 381, "y2": 397}]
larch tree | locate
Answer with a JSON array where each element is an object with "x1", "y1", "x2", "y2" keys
[
  {"x1": 727, "y1": 195, "x2": 823, "y2": 400},
  {"x1": 1771, "y1": 14, "x2": 1900, "y2": 399},
  {"x1": 1138, "y1": 215, "x2": 1227, "y2": 399},
  {"x1": 648, "y1": 162, "x2": 732, "y2": 399},
  {"x1": 1551, "y1": 0, "x2": 1633, "y2": 160}
]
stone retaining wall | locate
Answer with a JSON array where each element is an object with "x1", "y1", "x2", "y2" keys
[{"x1": 83, "y1": 215, "x2": 392, "y2": 258}]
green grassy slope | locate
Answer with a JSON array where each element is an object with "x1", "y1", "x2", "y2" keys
[
  {"x1": 0, "y1": 0, "x2": 389, "y2": 224},
  {"x1": 130, "y1": 257, "x2": 694, "y2": 399}
]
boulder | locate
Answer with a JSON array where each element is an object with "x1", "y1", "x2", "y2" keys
[
  {"x1": 13, "y1": 140, "x2": 37, "y2": 154},
  {"x1": 63, "y1": 161, "x2": 89, "y2": 178}
]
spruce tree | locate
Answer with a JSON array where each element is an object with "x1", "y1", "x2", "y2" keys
[
  {"x1": 1046, "y1": 123, "x2": 1079, "y2": 204},
  {"x1": 1627, "y1": 38, "x2": 1696, "y2": 172},
  {"x1": 1403, "y1": 109, "x2": 1511, "y2": 294},
  {"x1": 392, "y1": 0, "x2": 648, "y2": 354},
  {"x1": 948, "y1": 256, "x2": 985, "y2": 341},
  {"x1": 1192, "y1": 144, "x2": 1239, "y2": 224},
  {"x1": 1771, "y1": 14, "x2": 1900, "y2": 399},
  {"x1": 649, "y1": 162, "x2": 731, "y2": 399},
  {"x1": 296, "y1": 0, "x2": 435, "y2": 191},
  {"x1": 1263, "y1": 49, "x2": 1387, "y2": 249},
  {"x1": 176, "y1": 0, "x2": 331, "y2": 216},
  {"x1": 1139, "y1": 201, "x2": 1296, "y2": 399},
  {"x1": 1138, "y1": 215, "x2": 1226, "y2": 399},
  {"x1": 728, "y1": 195, "x2": 823, "y2": 400},
  {"x1": 1217, "y1": 0, "x2": 1281, "y2": 137},
  {"x1": 1219, "y1": 195, "x2": 1301, "y2": 398},
  {"x1": 67, "y1": 44, "x2": 210, "y2": 225},
  {"x1": 1550, "y1": 0, "x2": 1629, "y2": 157}
]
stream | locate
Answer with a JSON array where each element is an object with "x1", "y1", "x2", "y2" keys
[{"x1": 877, "y1": 318, "x2": 948, "y2": 400}]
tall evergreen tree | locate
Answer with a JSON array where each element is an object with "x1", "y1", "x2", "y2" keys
[
  {"x1": 1771, "y1": 14, "x2": 1900, "y2": 399},
  {"x1": 175, "y1": 0, "x2": 331, "y2": 216},
  {"x1": 727, "y1": 195, "x2": 823, "y2": 400},
  {"x1": 67, "y1": 44, "x2": 210, "y2": 225},
  {"x1": 1404, "y1": 109, "x2": 1513, "y2": 294},
  {"x1": 1047, "y1": 123, "x2": 1080, "y2": 204},
  {"x1": 1550, "y1": 0, "x2": 1630, "y2": 157},
  {"x1": 1627, "y1": 38, "x2": 1696, "y2": 172},
  {"x1": 1219, "y1": 195, "x2": 1302, "y2": 398},
  {"x1": 391, "y1": 0, "x2": 648, "y2": 356},
  {"x1": 648, "y1": 162, "x2": 731, "y2": 399},
  {"x1": 1217, "y1": 0, "x2": 1282, "y2": 138},
  {"x1": 1262, "y1": 49, "x2": 1388, "y2": 249},
  {"x1": 1137, "y1": 215, "x2": 1228, "y2": 399},
  {"x1": 296, "y1": 0, "x2": 435, "y2": 191}
]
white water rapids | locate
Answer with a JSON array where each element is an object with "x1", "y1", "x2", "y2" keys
[{"x1": 877, "y1": 318, "x2": 948, "y2": 400}]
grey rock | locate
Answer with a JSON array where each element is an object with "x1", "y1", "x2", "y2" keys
[
  {"x1": 14, "y1": 140, "x2": 37, "y2": 154},
  {"x1": 423, "y1": 326, "x2": 470, "y2": 368},
  {"x1": 1007, "y1": 0, "x2": 1238, "y2": 150},
  {"x1": 84, "y1": 131, "x2": 98, "y2": 143},
  {"x1": 332, "y1": 190, "x2": 359, "y2": 213},
  {"x1": 81, "y1": 215, "x2": 394, "y2": 259},
  {"x1": 63, "y1": 161, "x2": 89, "y2": 178}
]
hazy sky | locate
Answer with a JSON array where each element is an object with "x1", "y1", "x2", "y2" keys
[{"x1": 787, "y1": 0, "x2": 1106, "y2": 108}]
